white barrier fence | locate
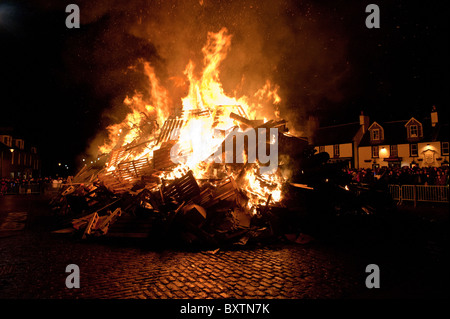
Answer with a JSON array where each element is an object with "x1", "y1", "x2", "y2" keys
[{"x1": 388, "y1": 184, "x2": 449, "y2": 206}]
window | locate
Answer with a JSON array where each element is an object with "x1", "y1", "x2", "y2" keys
[
  {"x1": 319, "y1": 146, "x2": 325, "y2": 153},
  {"x1": 390, "y1": 145, "x2": 398, "y2": 157},
  {"x1": 372, "y1": 145, "x2": 379, "y2": 158},
  {"x1": 16, "y1": 140, "x2": 24, "y2": 150},
  {"x1": 442, "y1": 142, "x2": 449, "y2": 156},
  {"x1": 371, "y1": 129, "x2": 380, "y2": 141},
  {"x1": 410, "y1": 143, "x2": 418, "y2": 157},
  {"x1": 2, "y1": 136, "x2": 12, "y2": 147},
  {"x1": 410, "y1": 125, "x2": 418, "y2": 137},
  {"x1": 406, "y1": 121, "x2": 423, "y2": 139},
  {"x1": 333, "y1": 145, "x2": 340, "y2": 157}
]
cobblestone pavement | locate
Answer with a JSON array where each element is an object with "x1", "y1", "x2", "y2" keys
[{"x1": 0, "y1": 194, "x2": 448, "y2": 301}]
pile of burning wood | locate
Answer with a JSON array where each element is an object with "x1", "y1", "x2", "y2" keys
[
  {"x1": 50, "y1": 108, "x2": 315, "y2": 247},
  {"x1": 50, "y1": 110, "x2": 395, "y2": 247},
  {"x1": 50, "y1": 29, "x2": 395, "y2": 247}
]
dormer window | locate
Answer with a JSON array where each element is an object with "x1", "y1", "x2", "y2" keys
[
  {"x1": 1, "y1": 135, "x2": 12, "y2": 147},
  {"x1": 372, "y1": 129, "x2": 380, "y2": 141},
  {"x1": 368, "y1": 122, "x2": 384, "y2": 143},
  {"x1": 14, "y1": 139, "x2": 24, "y2": 150},
  {"x1": 405, "y1": 117, "x2": 423, "y2": 140},
  {"x1": 410, "y1": 125, "x2": 418, "y2": 137}
]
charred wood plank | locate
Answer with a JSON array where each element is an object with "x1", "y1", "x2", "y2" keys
[
  {"x1": 163, "y1": 170, "x2": 200, "y2": 202},
  {"x1": 230, "y1": 112, "x2": 255, "y2": 128}
]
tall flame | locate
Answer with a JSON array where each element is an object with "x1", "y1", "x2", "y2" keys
[{"x1": 98, "y1": 27, "x2": 284, "y2": 213}]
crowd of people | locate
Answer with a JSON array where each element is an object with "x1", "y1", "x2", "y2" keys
[
  {"x1": 0, "y1": 177, "x2": 67, "y2": 195},
  {"x1": 344, "y1": 166, "x2": 449, "y2": 186},
  {"x1": 2, "y1": 166, "x2": 449, "y2": 195}
]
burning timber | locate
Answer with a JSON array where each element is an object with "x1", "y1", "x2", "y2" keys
[
  {"x1": 49, "y1": 28, "x2": 396, "y2": 247},
  {"x1": 50, "y1": 108, "x2": 299, "y2": 246},
  {"x1": 50, "y1": 107, "x2": 395, "y2": 248}
]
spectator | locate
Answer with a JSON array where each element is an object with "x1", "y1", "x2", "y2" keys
[
  {"x1": 344, "y1": 166, "x2": 449, "y2": 186},
  {"x1": 435, "y1": 171, "x2": 446, "y2": 185}
]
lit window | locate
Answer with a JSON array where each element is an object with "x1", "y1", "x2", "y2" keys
[
  {"x1": 333, "y1": 145, "x2": 340, "y2": 157},
  {"x1": 442, "y1": 142, "x2": 449, "y2": 156},
  {"x1": 371, "y1": 129, "x2": 380, "y2": 140},
  {"x1": 390, "y1": 145, "x2": 398, "y2": 157},
  {"x1": 410, "y1": 144, "x2": 418, "y2": 157},
  {"x1": 372, "y1": 145, "x2": 379, "y2": 158},
  {"x1": 319, "y1": 146, "x2": 325, "y2": 153},
  {"x1": 410, "y1": 125, "x2": 418, "y2": 137}
]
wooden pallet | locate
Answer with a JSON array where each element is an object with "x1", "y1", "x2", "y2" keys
[
  {"x1": 153, "y1": 141, "x2": 178, "y2": 171},
  {"x1": 163, "y1": 170, "x2": 201, "y2": 202},
  {"x1": 156, "y1": 118, "x2": 185, "y2": 145}
]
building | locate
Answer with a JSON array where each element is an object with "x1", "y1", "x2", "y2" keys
[
  {"x1": 0, "y1": 134, "x2": 41, "y2": 179},
  {"x1": 312, "y1": 112, "x2": 370, "y2": 168},
  {"x1": 311, "y1": 107, "x2": 449, "y2": 170},
  {"x1": 358, "y1": 108, "x2": 449, "y2": 169}
]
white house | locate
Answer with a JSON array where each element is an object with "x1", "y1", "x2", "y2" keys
[{"x1": 358, "y1": 108, "x2": 449, "y2": 169}]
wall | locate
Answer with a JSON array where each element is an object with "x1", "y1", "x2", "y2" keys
[
  {"x1": 314, "y1": 143, "x2": 354, "y2": 168},
  {"x1": 358, "y1": 142, "x2": 447, "y2": 168}
]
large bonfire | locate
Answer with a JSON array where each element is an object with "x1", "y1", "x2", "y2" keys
[
  {"x1": 96, "y1": 28, "x2": 287, "y2": 211},
  {"x1": 54, "y1": 28, "x2": 311, "y2": 245}
]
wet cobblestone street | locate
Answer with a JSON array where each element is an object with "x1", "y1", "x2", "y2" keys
[{"x1": 0, "y1": 194, "x2": 448, "y2": 302}]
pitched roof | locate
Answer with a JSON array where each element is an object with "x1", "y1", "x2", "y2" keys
[
  {"x1": 359, "y1": 118, "x2": 448, "y2": 146},
  {"x1": 313, "y1": 122, "x2": 360, "y2": 146}
]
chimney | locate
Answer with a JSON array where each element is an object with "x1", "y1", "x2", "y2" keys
[
  {"x1": 307, "y1": 115, "x2": 320, "y2": 145},
  {"x1": 431, "y1": 105, "x2": 438, "y2": 127},
  {"x1": 359, "y1": 111, "x2": 370, "y2": 134}
]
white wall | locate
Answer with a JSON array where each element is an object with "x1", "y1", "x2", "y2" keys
[
  {"x1": 359, "y1": 142, "x2": 446, "y2": 168},
  {"x1": 340, "y1": 143, "x2": 353, "y2": 158},
  {"x1": 315, "y1": 143, "x2": 353, "y2": 159}
]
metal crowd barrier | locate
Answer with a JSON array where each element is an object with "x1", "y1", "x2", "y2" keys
[{"x1": 388, "y1": 184, "x2": 449, "y2": 206}]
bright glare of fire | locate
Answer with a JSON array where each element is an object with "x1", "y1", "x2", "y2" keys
[{"x1": 98, "y1": 27, "x2": 284, "y2": 213}]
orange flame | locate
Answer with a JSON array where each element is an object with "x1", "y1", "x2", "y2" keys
[{"x1": 98, "y1": 27, "x2": 284, "y2": 212}]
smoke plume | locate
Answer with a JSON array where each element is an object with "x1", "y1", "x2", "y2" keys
[{"x1": 51, "y1": 0, "x2": 351, "y2": 159}]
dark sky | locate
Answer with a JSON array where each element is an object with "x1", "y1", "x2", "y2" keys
[{"x1": 0, "y1": 0, "x2": 448, "y2": 176}]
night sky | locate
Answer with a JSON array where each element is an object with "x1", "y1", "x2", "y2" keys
[{"x1": 0, "y1": 0, "x2": 448, "y2": 177}]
